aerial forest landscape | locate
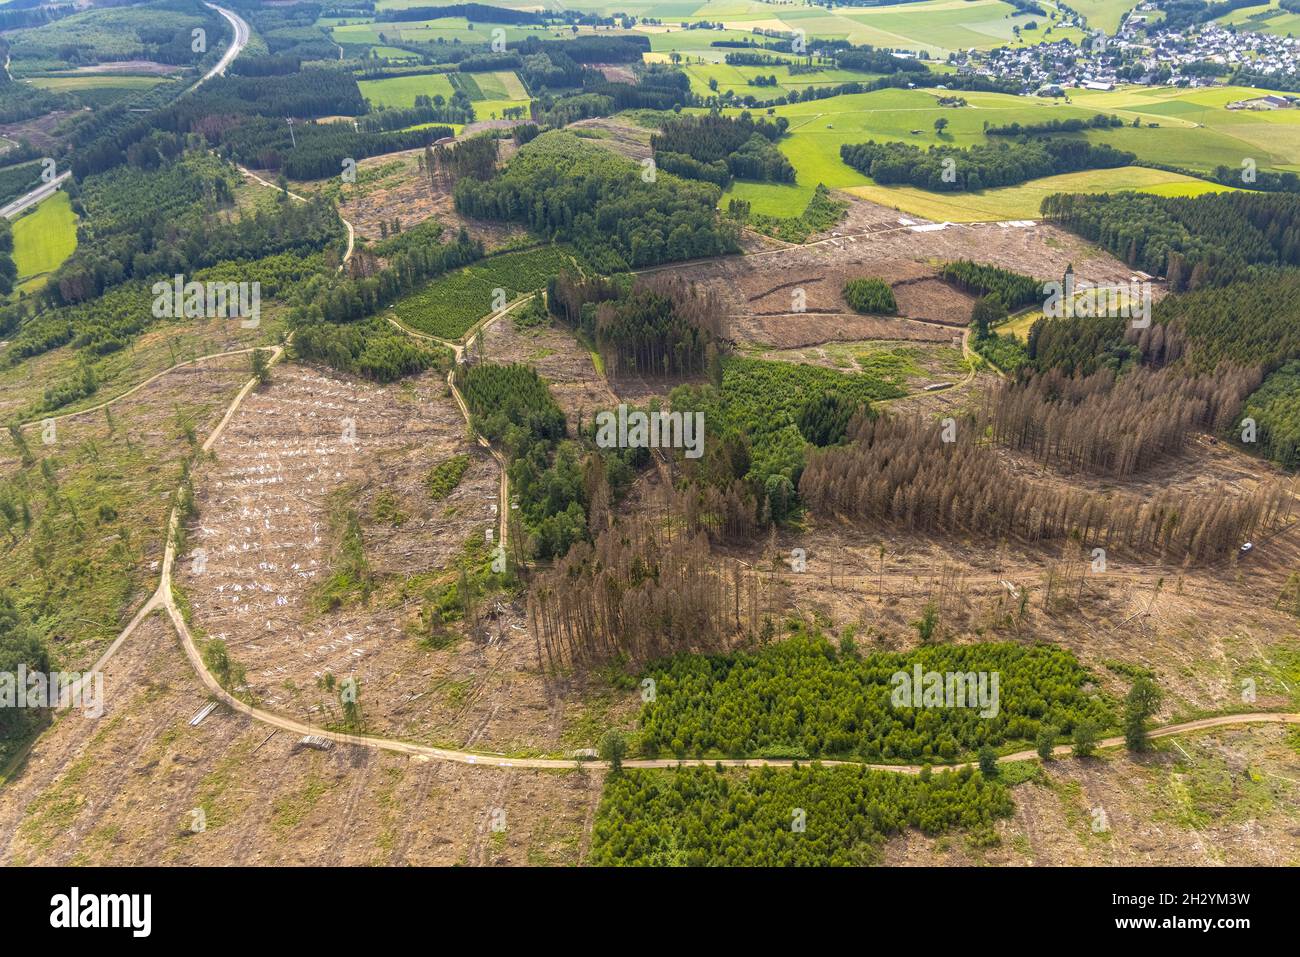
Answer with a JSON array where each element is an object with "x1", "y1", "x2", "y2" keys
[{"x1": 0, "y1": 0, "x2": 1295, "y2": 923}]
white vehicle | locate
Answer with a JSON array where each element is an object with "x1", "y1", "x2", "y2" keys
[{"x1": 1240, "y1": 542, "x2": 1254, "y2": 554}]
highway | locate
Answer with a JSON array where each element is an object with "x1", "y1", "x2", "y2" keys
[{"x1": 1, "y1": 3, "x2": 249, "y2": 220}]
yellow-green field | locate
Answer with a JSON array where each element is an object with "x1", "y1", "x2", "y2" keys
[
  {"x1": 996, "y1": 309, "x2": 1042, "y2": 341},
  {"x1": 844, "y1": 167, "x2": 1233, "y2": 223},
  {"x1": 27, "y1": 74, "x2": 165, "y2": 92},
  {"x1": 359, "y1": 68, "x2": 529, "y2": 119},
  {"x1": 11, "y1": 191, "x2": 78, "y2": 294},
  {"x1": 1216, "y1": 0, "x2": 1300, "y2": 37},
  {"x1": 1068, "y1": 0, "x2": 1144, "y2": 32},
  {"x1": 713, "y1": 82, "x2": 1300, "y2": 219}
]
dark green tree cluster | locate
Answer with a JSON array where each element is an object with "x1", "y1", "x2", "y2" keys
[
  {"x1": 639, "y1": 632, "x2": 1114, "y2": 762},
  {"x1": 842, "y1": 277, "x2": 897, "y2": 314},
  {"x1": 0, "y1": 160, "x2": 44, "y2": 210},
  {"x1": 455, "y1": 362, "x2": 586, "y2": 559},
  {"x1": 939, "y1": 260, "x2": 1041, "y2": 310},
  {"x1": 796, "y1": 391, "x2": 862, "y2": 447},
  {"x1": 590, "y1": 764, "x2": 1013, "y2": 866},
  {"x1": 218, "y1": 118, "x2": 447, "y2": 181},
  {"x1": 652, "y1": 112, "x2": 793, "y2": 187},
  {"x1": 1025, "y1": 314, "x2": 1137, "y2": 376},
  {"x1": 1040, "y1": 190, "x2": 1300, "y2": 288},
  {"x1": 841, "y1": 138, "x2": 1133, "y2": 192},
  {"x1": 293, "y1": 316, "x2": 449, "y2": 383},
  {"x1": 985, "y1": 114, "x2": 1123, "y2": 136},
  {"x1": 453, "y1": 131, "x2": 740, "y2": 272},
  {"x1": 0, "y1": 218, "x2": 14, "y2": 298},
  {"x1": 0, "y1": 589, "x2": 50, "y2": 754},
  {"x1": 433, "y1": 134, "x2": 499, "y2": 182},
  {"x1": 1238, "y1": 361, "x2": 1300, "y2": 468},
  {"x1": 548, "y1": 272, "x2": 726, "y2": 380}
]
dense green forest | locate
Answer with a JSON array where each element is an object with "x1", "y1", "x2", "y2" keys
[
  {"x1": 940, "y1": 260, "x2": 1041, "y2": 310},
  {"x1": 1143, "y1": 272, "x2": 1300, "y2": 371},
  {"x1": 455, "y1": 362, "x2": 586, "y2": 559},
  {"x1": 452, "y1": 131, "x2": 740, "y2": 272},
  {"x1": 1040, "y1": 190, "x2": 1300, "y2": 288},
  {"x1": 841, "y1": 138, "x2": 1133, "y2": 192},
  {"x1": 547, "y1": 271, "x2": 727, "y2": 379},
  {"x1": 1237, "y1": 361, "x2": 1300, "y2": 468},
  {"x1": 651, "y1": 112, "x2": 794, "y2": 187},
  {"x1": 639, "y1": 633, "x2": 1113, "y2": 761},
  {"x1": 590, "y1": 764, "x2": 1013, "y2": 866},
  {"x1": 44, "y1": 156, "x2": 342, "y2": 305},
  {"x1": 843, "y1": 278, "x2": 897, "y2": 315},
  {"x1": 666, "y1": 357, "x2": 903, "y2": 528},
  {"x1": 292, "y1": 317, "x2": 450, "y2": 383}
]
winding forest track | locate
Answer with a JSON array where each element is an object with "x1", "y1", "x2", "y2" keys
[
  {"x1": 17, "y1": 347, "x2": 267, "y2": 430},
  {"x1": 32, "y1": 153, "x2": 1299, "y2": 781},
  {"x1": 49, "y1": 300, "x2": 1300, "y2": 775}
]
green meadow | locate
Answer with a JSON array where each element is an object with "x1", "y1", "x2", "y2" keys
[
  {"x1": 11, "y1": 191, "x2": 78, "y2": 295},
  {"x1": 359, "y1": 72, "x2": 457, "y2": 109},
  {"x1": 1067, "y1": 0, "x2": 1144, "y2": 32},
  {"x1": 710, "y1": 81, "x2": 1298, "y2": 219},
  {"x1": 1216, "y1": 1, "x2": 1300, "y2": 37}
]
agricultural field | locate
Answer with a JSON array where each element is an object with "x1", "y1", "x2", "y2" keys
[
  {"x1": 845, "y1": 166, "x2": 1232, "y2": 223},
  {"x1": 25, "y1": 75, "x2": 166, "y2": 93},
  {"x1": 10, "y1": 191, "x2": 78, "y2": 293},
  {"x1": 1216, "y1": 0, "x2": 1300, "y2": 37},
  {"x1": 1069, "y1": 0, "x2": 1145, "y2": 32},
  {"x1": 716, "y1": 83, "x2": 1300, "y2": 219},
  {"x1": 359, "y1": 72, "x2": 457, "y2": 109}
]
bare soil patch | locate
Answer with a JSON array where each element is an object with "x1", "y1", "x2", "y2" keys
[
  {"x1": 335, "y1": 147, "x2": 527, "y2": 250},
  {"x1": 0, "y1": 109, "x2": 76, "y2": 153},
  {"x1": 0, "y1": 612, "x2": 601, "y2": 866},
  {"x1": 658, "y1": 215, "x2": 1146, "y2": 348},
  {"x1": 569, "y1": 116, "x2": 653, "y2": 162},
  {"x1": 883, "y1": 724, "x2": 1300, "y2": 866},
  {"x1": 480, "y1": 314, "x2": 620, "y2": 431}
]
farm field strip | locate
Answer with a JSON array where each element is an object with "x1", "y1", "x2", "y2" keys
[{"x1": 10, "y1": 190, "x2": 77, "y2": 287}]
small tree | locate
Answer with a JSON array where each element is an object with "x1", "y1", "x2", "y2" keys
[
  {"x1": 1123, "y1": 675, "x2": 1163, "y2": 752},
  {"x1": 1072, "y1": 719, "x2": 1099, "y2": 758},
  {"x1": 912, "y1": 600, "x2": 939, "y2": 642},
  {"x1": 978, "y1": 745, "x2": 998, "y2": 777},
  {"x1": 1036, "y1": 725, "x2": 1057, "y2": 761},
  {"x1": 970, "y1": 295, "x2": 1007, "y2": 340},
  {"x1": 934, "y1": 116, "x2": 949, "y2": 134},
  {"x1": 251, "y1": 348, "x2": 271, "y2": 386},
  {"x1": 599, "y1": 729, "x2": 627, "y2": 774}
]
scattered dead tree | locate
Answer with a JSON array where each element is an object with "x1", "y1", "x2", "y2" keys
[
  {"x1": 984, "y1": 364, "x2": 1263, "y2": 476},
  {"x1": 527, "y1": 513, "x2": 766, "y2": 673},
  {"x1": 799, "y1": 413, "x2": 1294, "y2": 564}
]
